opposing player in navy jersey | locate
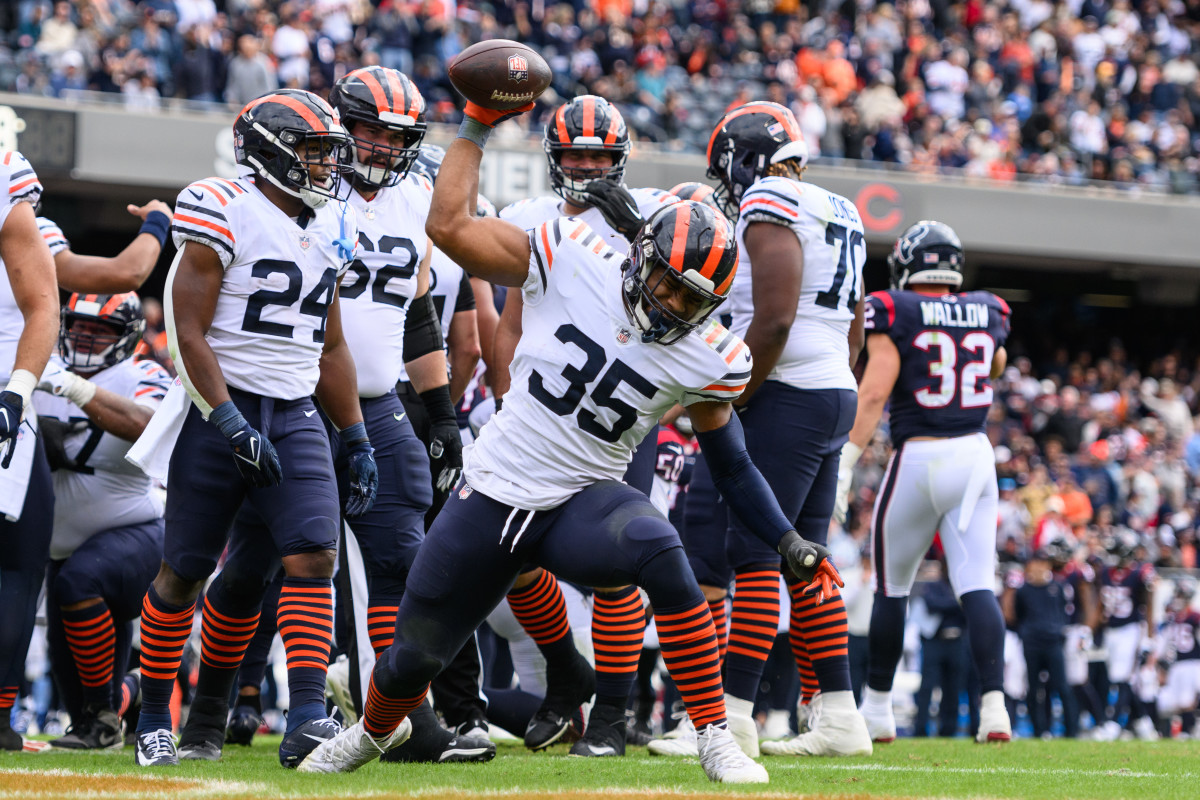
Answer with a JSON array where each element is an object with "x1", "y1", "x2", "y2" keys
[
  {"x1": 702, "y1": 101, "x2": 871, "y2": 759},
  {"x1": 34, "y1": 292, "x2": 170, "y2": 750},
  {"x1": 298, "y1": 100, "x2": 844, "y2": 785},
  {"x1": 126, "y1": 90, "x2": 378, "y2": 768},
  {"x1": 0, "y1": 149, "x2": 59, "y2": 751},
  {"x1": 1095, "y1": 531, "x2": 1158, "y2": 740},
  {"x1": 1158, "y1": 579, "x2": 1200, "y2": 736},
  {"x1": 835, "y1": 220, "x2": 1014, "y2": 743},
  {"x1": 491, "y1": 95, "x2": 678, "y2": 756}
]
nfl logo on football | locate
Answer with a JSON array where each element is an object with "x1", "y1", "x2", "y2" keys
[
  {"x1": 298, "y1": 234, "x2": 311, "y2": 250},
  {"x1": 508, "y1": 53, "x2": 528, "y2": 83}
]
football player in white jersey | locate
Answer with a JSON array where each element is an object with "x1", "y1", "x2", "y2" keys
[
  {"x1": 0, "y1": 149, "x2": 59, "y2": 751},
  {"x1": 33, "y1": 292, "x2": 170, "y2": 750},
  {"x1": 130, "y1": 89, "x2": 377, "y2": 769},
  {"x1": 489, "y1": 95, "x2": 679, "y2": 757},
  {"x1": 38, "y1": 199, "x2": 173, "y2": 294},
  {"x1": 299, "y1": 100, "x2": 842, "y2": 785},
  {"x1": 703, "y1": 101, "x2": 872, "y2": 758}
]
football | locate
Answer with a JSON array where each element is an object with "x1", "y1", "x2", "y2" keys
[{"x1": 448, "y1": 40, "x2": 552, "y2": 111}]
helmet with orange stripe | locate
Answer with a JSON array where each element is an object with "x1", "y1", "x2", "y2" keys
[
  {"x1": 330, "y1": 67, "x2": 427, "y2": 188},
  {"x1": 622, "y1": 200, "x2": 738, "y2": 345},
  {"x1": 706, "y1": 101, "x2": 808, "y2": 220},
  {"x1": 667, "y1": 181, "x2": 721, "y2": 212},
  {"x1": 60, "y1": 292, "x2": 146, "y2": 372},
  {"x1": 234, "y1": 89, "x2": 352, "y2": 209},
  {"x1": 544, "y1": 95, "x2": 631, "y2": 206}
]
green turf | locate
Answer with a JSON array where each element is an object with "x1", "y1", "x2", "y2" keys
[{"x1": 2, "y1": 736, "x2": 1197, "y2": 799}]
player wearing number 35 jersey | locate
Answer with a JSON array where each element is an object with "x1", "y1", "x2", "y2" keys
[
  {"x1": 130, "y1": 89, "x2": 376, "y2": 769},
  {"x1": 834, "y1": 220, "x2": 1013, "y2": 745},
  {"x1": 298, "y1": 101, "x2": 846, "y2": 786}
]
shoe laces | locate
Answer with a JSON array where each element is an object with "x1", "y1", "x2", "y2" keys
[
  {"x1": 311, "y1": 717, "x2": 343, "y2": 735},
  {"x1": 698, "y1": 725, "x2": 746, "y2": 768},
  {"x1": 142, "y1": 729, "x2": 175, "y2": 760}
]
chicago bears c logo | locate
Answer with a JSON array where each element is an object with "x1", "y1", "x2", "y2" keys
[{"x1": 508, "y1": 54, "x2": 529, "y2": 83}]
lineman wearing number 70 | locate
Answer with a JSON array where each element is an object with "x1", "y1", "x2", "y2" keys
[
  {"x1": 298, "y1": 97, "x2": 843, "y2": 784},
  {"x1": 832, "y1": 220, "x2": 1013, "y2": 744}
]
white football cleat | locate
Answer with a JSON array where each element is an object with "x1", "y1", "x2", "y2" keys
[
  {"x1": 647, "y1": 717, "x2": 698, "y2": 756},
  {"x1": 724, "y1": 694, "x2": 759, "y2": 757},
  {"x1": 975, "y1": 690, "x2": 1012, "y2": 743},
  {"x1": 297, "y1": 718, "x2": 412, "y2": 773},
  {"x1": 761, "y1": 692, "x2": 872, "y2": 756},
  {"x1": 697, "y1": 724, "x2": 768, "y2": 784},
  {"x1": 859, "y1": 689, "x2": 896, "y2": 743},
  {"x1": 325, "y1": 656, "x2": 358, "y2": 725}
]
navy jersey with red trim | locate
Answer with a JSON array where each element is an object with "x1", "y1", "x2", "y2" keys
[
  {"x1": 1101, "y1": 562, "x2": 1155, "y2": 627},
  {"x1": 1164, "y1": 608, "x2": 1200, "y2": 661},
  {"x1": 865, "y1": 289, "x2": 1010, "y2": 447},
  {"x1": 1060, "y1": 560, "x2": 1095, "y2": 625}
]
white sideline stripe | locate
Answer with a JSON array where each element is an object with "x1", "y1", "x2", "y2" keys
[{"x1": 625, "y1": 758, "x2": 1194, "y2": 780}]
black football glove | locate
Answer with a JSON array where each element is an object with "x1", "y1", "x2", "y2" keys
[
  {"x1": 584, "y1": 179, "x2": 644, "y2": 243},
  {"x1": 209, "y1": 401, "x2": 283, "y2": 488},
  {"x1": 0, "y1": 390, "x2": 22, "y2": 469},
  {"x1": 778, "y1": 531, "x2": 843, "y2": 604},
  {"x1": 420, "y1": 385, "x2": 463, "y2": 493}
]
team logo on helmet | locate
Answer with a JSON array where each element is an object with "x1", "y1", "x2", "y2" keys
[{"x1": 509, "y1": 54, "x2": 529, "y2": 83}]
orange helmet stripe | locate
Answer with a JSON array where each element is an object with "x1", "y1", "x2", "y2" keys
[
  {"x1": 347, "y1": 68, "x2": 390, "y2": 116},
  {"x1": 697, "y1": 216, "x2": 729, "y2": 281},
  {"x1": 708, "y1": 102, "x2": 801, "y2": 162},
  {"x1": 604, "y1": 106, "x2": 620, "y2": 145},
  {"x1": 384, "y1": 69, "x2": 416, "y2": 117},
  {"x1": 582, "y1": 97, "x2": 595, "y2": 139},
  {"x1": 99, "y1": 294, "x2": 129, "y2": 317},
  {"x1": 668, "y1": 207, "x2": 691, "y2": 272},
  {"x1": 554, "y1": 104, "x2": 570, "y2": 144},
  {"x1": 242, "y1": 93, "x2": 327, "y2": 133}
]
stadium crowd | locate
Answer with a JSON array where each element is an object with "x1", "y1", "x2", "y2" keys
[{"x1": 5, "y1": 0, "x2": 1200, "y2": 192}]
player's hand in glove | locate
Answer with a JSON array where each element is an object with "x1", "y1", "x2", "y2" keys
[
  {"x1": 0, "y1": 390, "x2": 23, "y2": 469},
  {"x1": 778, "y1": 531, "x2": 843, "y2": 604},
  {"x1": 209, "y1": 400, "x2": 283, "y2": 488},
  {"x1": 341, "y1": 422, "x2": 378, "y2": 517},
  {"x1": 832, "y1": 441, "x2": 862, "y2": 525},
  {"x1": 464, "y1": 101, "x2": 535, "y2": 129},
  {"x1": 421, "y1": 385, "x2": 463, "y2": 493},
  {"x1": 584, "y1": 179, "x2": 644, "y2": 242}
]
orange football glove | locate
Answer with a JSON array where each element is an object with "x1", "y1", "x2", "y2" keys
[{"x1": 464, "y1": 100, "x2": 536, "y2": 128}]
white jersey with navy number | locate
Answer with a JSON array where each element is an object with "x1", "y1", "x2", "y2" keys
[
  {"x1": 170, "y1": 177, "x2": 357, "y2": 401},
  {"x1": 342, "y1": 173, "x2": 433, "y2": 397},
  {"x1": 34, "y1": 358, "x2": 172, "y2": 559},
  {"x1": 500, "y1": 188, "x2": 677, "y2": 256},
  {"x1": 37, "y1": 216, "x2": 70, "y2": 256},
  {"x1": 729, "y1": 175, "x2": 865, "y2": 391},
  {"x1": 463, "y1": 217, "x2": 753, "y2": 510},
  {"x1": 0, "y1": 151, "x2": 44, "y2": 385}
]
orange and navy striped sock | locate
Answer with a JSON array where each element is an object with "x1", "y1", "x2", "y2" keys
[
  {"x1": 507, "y1": 569, "x2": 576, "y2": 664},
  {"x1": 118, "y1": 673, "x2": 139, "y2": 718},
  {"x1": 277, "y1": 577, "x2": 334, "y2": 734},
  {"x1": 367, "y1": 600, "x2": 400, "y2": 658},
  {"x1": 61, "y1": 601, "x2": 117, "y2": 709},
  {"x1": 723, "y1": 569, "x2": 781, "y2": 700},
  {"x1": 656, "y1": 601, "x2": 725, "y2": 730},
  {"x1": 591, "y1": 586, "x2": 645, "y2": 707},
  {"x1": 194, "y1": 588, "x2": 260, "y2": 700},
  {"x1": 136, "y1": 585, "x2": 196, "y2": 733},
  {"x1": 788, "y1": 579, "x2": 851, "y2": 694},
  {"x1": 790, "y1": 631, "x2": 819, "y2": 704},
  {"x1": 0, "y1": 687, "x2": 16, "y2": 729},
  {"x1": 363, "y1": 673, "x2": 427, "y2": 740},
  {"x1": 707, "y1": 595, "x2": 729, "y2": 670}
]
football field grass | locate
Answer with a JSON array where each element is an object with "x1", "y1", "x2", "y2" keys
[{"x1": 1, "y1": 737, "x2": 1195, "y2": 800}]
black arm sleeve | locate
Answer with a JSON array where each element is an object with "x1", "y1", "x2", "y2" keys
[
  {"x1": 453, "y1": 276, "x2": 476, "y2": 313},
  {"x1": 694, "y1": 412, "x2": 794, "y2": 550},
  {"x1": 403, "y1": 290, "x2": 445, "y2": 363}
]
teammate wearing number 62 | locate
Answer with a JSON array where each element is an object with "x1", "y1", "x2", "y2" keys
[
  {"x1": 833, "y1": 220, "x2": 1014, "y2": 744},
  {"x1": 298, "y1": 101, "x2": 841, "y2": 784}
]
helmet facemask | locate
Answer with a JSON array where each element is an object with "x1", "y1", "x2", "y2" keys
[
  {"x1": 59, "y1": 298, "x2": 145, "y2": 372},
  {"x1": 546, "y1": 143, "x2": 627, "y2": 206},
  {"x1": 345, "y1": 115, "x2": 425, "y2": 189},
  {"x1": 621, "y1": 235, "x2": 725, "y2": 346},
  {"x1": 246, "y1": 124, "x2": 352, "y2": 209}
]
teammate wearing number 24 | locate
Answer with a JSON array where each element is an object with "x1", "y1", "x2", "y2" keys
[
  {"x1": 298, "y1": 100, "x2": 842, "y2": 785},
  {"x1": 131, "y1": 89, "x2": 377, "y2": 768},
  {"x1": 834, "y1": 220, "x2": 1013, "y2": 745}
]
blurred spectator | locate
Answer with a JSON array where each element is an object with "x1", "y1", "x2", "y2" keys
[
  {"x1": 225, "y1": 35, "x2": 277, "y2": 108},
  {"x1": 37, "y1": 1, "x2": 77, "y2": 56}
]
